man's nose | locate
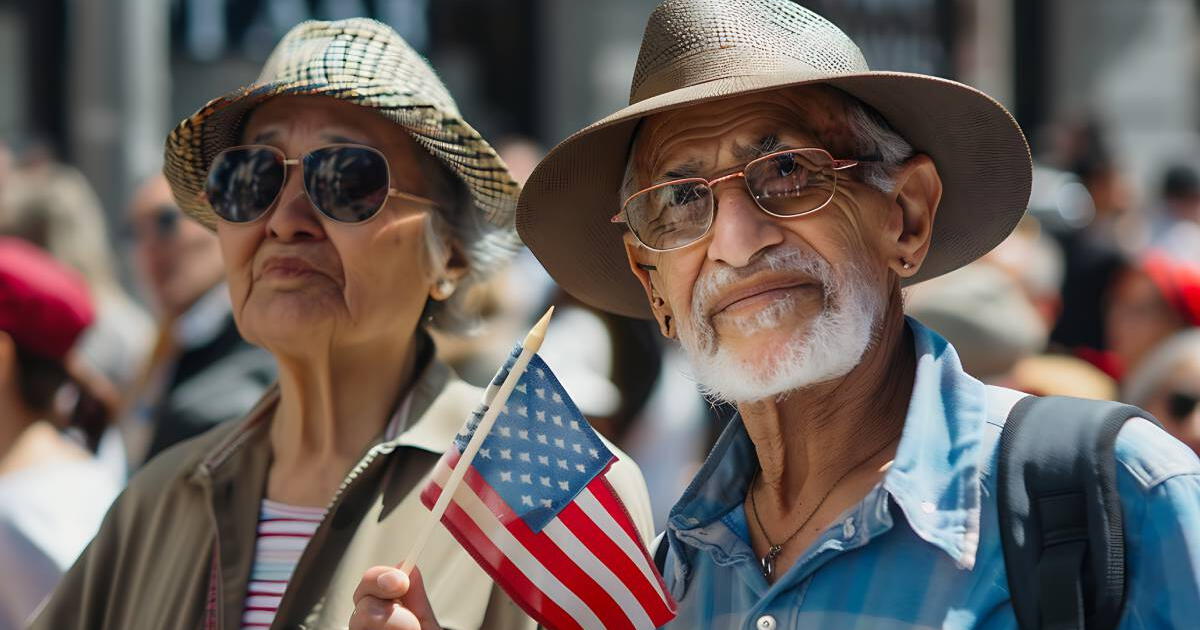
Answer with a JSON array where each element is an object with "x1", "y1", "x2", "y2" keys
[{"x1": 705, "y1": 183, "x2": 784, "y2": 268}]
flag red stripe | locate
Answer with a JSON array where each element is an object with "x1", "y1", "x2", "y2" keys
[
  {"x1": 589, "y1": 477, "x2": 674, "y2": 600},
  {"x1": 431, "y1": 483, "x2": 584, "y2": 630},
  {"x1": 457, "y1": 463, "x2": 637, "y2": 630},
  {"x1": 560, "y1": 484, "x2": 675, "y2": 625}
]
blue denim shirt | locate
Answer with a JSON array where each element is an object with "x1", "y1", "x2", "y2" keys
[{"x1": 660, "y1": 318, "x2": 1200, "y2": 629}]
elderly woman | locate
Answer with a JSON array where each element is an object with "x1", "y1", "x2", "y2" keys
[{"x1": 32, "y1": 19, "x2": 652, "y2": 630}]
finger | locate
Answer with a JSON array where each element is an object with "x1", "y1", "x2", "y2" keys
[
  {"x1": 398, "y1": 567, "x2": 440, "y2": 629},
  {"x1": 350, "y1": 595, "x2": 422, "y2": 630},
  {"x1": 353, "y1": 565, "x2": 411, "y2": 604}
]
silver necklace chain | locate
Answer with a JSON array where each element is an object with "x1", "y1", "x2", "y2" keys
[{"x1": 748, "y1": 437, "x2": 896, "y2": 580}]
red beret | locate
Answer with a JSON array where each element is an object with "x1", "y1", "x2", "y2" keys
[
  {"x1": 1143, "y1": 253, "x2": 1200, "y2": 328},
  {"x1": 0, "y1": 237, "x2": 95, "y2": 360}
]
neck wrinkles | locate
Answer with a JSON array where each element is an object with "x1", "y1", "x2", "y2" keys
[
  {"x1": 739, "y1": 288, "x2": 913, "y2": 501},
  {"x1": 270, "y1": 330, "x2": 423, "y2": 464}
]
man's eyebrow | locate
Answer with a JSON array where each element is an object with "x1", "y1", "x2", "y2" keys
[
  {"x1": 660, "y1": 159, "x2": 702, "y2": 180},
  {"x1": 732, "y1": 134, "x2": 785, "y2": 161}
]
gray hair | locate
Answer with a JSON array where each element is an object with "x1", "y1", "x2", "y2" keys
[
  {"x1": 416, "y1": 153, "x2": 520, "y2": 334},
  {"x1": 619, "y1": 91, "x2": 914, "y2": 204},
  {"x1": 1122, "y1": 329, "x2": 1200, "y2": 407}
]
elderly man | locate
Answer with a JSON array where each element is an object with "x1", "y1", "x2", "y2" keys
[{"x1": 513, "y1": 1, "x2": 1200, "y2": 629}]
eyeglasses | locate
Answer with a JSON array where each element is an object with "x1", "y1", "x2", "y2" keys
[
  {"x1": 203, "y1": 144, "x2": 435, "y2": 224},
  {"x1": 1167, "y1": 390, "x2": 1199, "y2": 422},
  {"x1": 612, "y1": 147, "x2": 873, "y2": 252}
]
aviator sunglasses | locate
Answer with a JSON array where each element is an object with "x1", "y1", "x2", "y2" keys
[
  {"x1": 612, "y1": 147, "x2": 877, "y2": 252},
  {"x1": 203, "y1": 144, "x2": 435, "y2": 224}
]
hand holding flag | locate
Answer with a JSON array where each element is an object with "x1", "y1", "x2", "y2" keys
[{"x1": 404, "y1": 308, "x2": 676, "y2": 630}]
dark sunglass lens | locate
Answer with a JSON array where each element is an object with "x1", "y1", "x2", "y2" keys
[
  {"x1": 746, "y1": 149, "x2": 836, "y2": 215},
  {"x1": 205, "y1": 148, "x2": 284, "y2": 222},
  {"x1": 303, "y1": 146, "x2": 390, "y2": 223},
  {"x1": 1167, "y1": 391, "x2": 1200, "y2": 420}
]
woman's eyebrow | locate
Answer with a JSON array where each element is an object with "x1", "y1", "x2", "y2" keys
[
  {"x1": 321, "y1": 132, "x2": 368, "y2": 145},
  {"x1": 249, "y1": 130, "x2": 279, "y2": 144}
]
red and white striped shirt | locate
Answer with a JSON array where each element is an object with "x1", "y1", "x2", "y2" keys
[{"x1": 240, "y1": 500, "x2": 326, "y2": 629}]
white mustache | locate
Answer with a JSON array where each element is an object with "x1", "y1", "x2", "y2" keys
[{"x1": 691, "y1": 246, "x2": 835, "y2": 322}]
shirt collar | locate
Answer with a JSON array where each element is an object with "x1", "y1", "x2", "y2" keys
[{"x1": 668, "y1": 317, "x2": 988, "y2": 575}]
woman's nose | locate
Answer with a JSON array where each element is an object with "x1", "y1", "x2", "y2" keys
[{"x1": 264, "y1": 174, "x2": 326, "y2": 242}]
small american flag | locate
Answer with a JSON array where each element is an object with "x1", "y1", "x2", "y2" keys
[{"x1": 420, "y1": 347, "x2": 677, "y2": 630}]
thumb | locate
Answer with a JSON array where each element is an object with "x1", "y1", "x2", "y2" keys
[{"x1": 399, "y1": 567, "x2": 440, "y2": 629}]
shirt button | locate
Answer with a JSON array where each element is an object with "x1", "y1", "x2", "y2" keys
[
  {"x1": 842, "y1": 517, "x2": 856, "y2": 539},
  {"x1": 756, "y1": 614, "x2": 777, "y2": 630}
]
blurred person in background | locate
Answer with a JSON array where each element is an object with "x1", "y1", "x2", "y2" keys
[
  {"x1": 32, "y1": 19, "x2": 652, "y2": 630},
  {"x1": 122, "y1": 174, "x2": 274, "y2": 468},
  {"x1": 0, "y1": 150, "x2": 153, "y2": 393},
  {"x1": 1145, "y1": 163, "x2": 1200, "y2": 265},
  {"x1": 1106, "y1": 253, "x2": 1200, "y2": 379},
  {"x1": 1050, "y1": 118, "x2": 1135, "y2": 354},
  {"x1": 0, "y1": 238, "x2": 119, "y2": 630},
  {"x1": 1123, "y1": 330, "x2": 1200, "y2": 455},
  {"x1": 904, "y1": 262, "x2": 1046, "y2": 382}
]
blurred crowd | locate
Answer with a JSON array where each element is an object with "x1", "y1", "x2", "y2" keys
[{"x1": 0, "y1": 110, "x2": 1198, "y2": 626}]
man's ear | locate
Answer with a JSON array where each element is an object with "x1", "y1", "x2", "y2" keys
[
  {"x1": 622, "y1": 233, "x2": 675, "y2": 338},
  {"x1": 881, "y1": 153, "x2": 942, "y2": 278}
]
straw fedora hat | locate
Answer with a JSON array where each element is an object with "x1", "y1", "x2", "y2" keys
[
  {"x1": 517, "y1": 0, "x2": 1032, "y2": 319},
  {"x1": 164, "y1": 18, "x2": 519, "y2": 231}
]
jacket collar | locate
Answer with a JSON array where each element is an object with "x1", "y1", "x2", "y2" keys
[
  {"x1": 668, "y1": 317, "x2": 989, "y2": 579},
  {"x1": 188, "y1": 331, "x2": 474, "y2": 483}
]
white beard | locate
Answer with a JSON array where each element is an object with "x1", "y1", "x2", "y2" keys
[{"x1": 677, "y1": 246, "x2": 883, "y2": 403}]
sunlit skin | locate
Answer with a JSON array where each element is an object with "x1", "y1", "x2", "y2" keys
[
  {"x1": 218, "y1": 95, "x2": 465, "y2": 509},
  {"x1": 128, "y1": 175, "x2": 225, "y2": 319},
  {"x1": 1106, "y1": 268, "x2": 1187, "y2": 374},
  {"x1": 623, "y1": 85, "x2": 943, "y2": 580}
]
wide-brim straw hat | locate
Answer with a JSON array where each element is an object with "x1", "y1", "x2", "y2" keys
[
  {"x1": 517, "y1": 0, "x2": 1032, "y2": 319},
  {"x1": 164, "y1": 18, "x2": 519, "y2": 231}
]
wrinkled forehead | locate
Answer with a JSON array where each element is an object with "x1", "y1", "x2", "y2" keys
[
  {"x1": 631, "y1": 85, "x2": 858, "y2": 180},
  {"x1": 240, "y1": 95, "x2": 412, "y2": 152}
]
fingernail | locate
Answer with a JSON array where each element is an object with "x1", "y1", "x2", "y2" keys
[{"x1": 377, "y1": 570, "x2": 405, "y2": 592}]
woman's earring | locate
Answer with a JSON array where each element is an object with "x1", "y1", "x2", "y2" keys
[
  {"x1": 901, "y1": 259, "x2": 913, "y2": 271},
  {"x1": 435, "y1": 278, "x2": 457, "y2": 299}
]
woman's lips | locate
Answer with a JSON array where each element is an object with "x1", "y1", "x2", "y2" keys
[{"x1": 258, "y1": 256, "x2": 325, "y2": 281}]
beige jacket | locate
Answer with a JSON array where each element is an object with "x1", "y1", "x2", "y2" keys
[{"x1": 31, "y1": 357, "x2": 654, "y2": 630}]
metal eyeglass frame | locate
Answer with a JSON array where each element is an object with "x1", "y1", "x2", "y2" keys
[
  {"x1": 200, "y1": 143, "x2": 437, "y2": 225},
  {"x1": 611, "y1": 147, "x2": 875, "y2": 253}
]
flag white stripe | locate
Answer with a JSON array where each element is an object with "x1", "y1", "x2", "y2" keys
[
  {"x1": 445, "y1": 477, "x2": 608, "y2": 630},
  {"x1": 541, "y1": 518, "x2": 649, "y2": 629},
  {"x1": 575, "y1": 489, "x2": 672, "y2": 606}
]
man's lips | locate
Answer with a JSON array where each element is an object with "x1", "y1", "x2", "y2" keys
[{"x1": 707, "y1": 277, "x2": 817, "y2": 317}]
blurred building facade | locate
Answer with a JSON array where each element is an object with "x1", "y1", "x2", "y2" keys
[{"x1": 0, "y1": 0, "x2": 1199, "y2": 238}]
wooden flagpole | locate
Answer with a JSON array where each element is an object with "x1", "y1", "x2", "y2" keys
[{"x1": 399, "y1": 307, "x2": 555, "y2": 573}]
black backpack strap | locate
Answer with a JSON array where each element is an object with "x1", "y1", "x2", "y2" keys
[{"x1": 997, "y1": 395, "x2": 1157, "y2": 630}]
